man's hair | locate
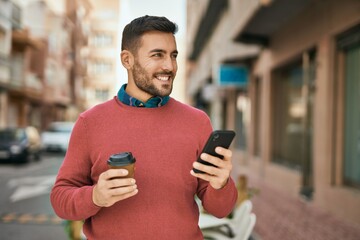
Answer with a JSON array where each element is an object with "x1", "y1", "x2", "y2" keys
[{"x1": 121, "y1": 15, "x2": 178, "y2": 53}]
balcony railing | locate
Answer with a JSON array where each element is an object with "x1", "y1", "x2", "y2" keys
[
  {"x1": 0, "y1": 54, "x2": 10, "y2": 83},
  {"x1": 0, "y1": 1, "x2": 11, "y2": 20},
  {"x1": 10, "y1": 55, "x2": 24, "y2": 87},
  {"x1": 26, "y1": 73, "x2": 42, "y2": 91}
]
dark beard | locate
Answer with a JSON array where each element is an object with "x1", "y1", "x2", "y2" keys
[{"x1": 132, "y1": 61, "x2": 173, "y2": 97}]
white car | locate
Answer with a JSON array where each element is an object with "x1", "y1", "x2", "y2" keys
[{"x1": 41, "y1": 122, "x2": 74, "y2": 152}]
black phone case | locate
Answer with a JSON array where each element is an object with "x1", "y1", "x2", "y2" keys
[{"x1": 193, "y1": 130, "x2": 236, "y2": 174}]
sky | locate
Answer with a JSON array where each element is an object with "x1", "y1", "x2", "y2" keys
[{"x1": 119, "y1": 0, "x2": 187, "y2": 37}]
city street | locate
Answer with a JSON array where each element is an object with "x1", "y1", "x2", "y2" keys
[{"x1": 0, "y1": 153, "x2": 68, "y2": 240}]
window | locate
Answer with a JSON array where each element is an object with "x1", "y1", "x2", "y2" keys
[
  {"x1": 90, "y1": 32, "x2": 113, "y2": 47},
  {"x1": 336, "y1": 24, "x2": 360, "y2": 188},
  {"x1": 88, "y1": 60, "x2": 112, "y2": 75},
  {"x1": 272, "y1": 51, "x2": 316, "y2": 170},
  {"x1": 235, "y1": 92, "x2": 250, "y2": 150},
  {"x1": 95, "y1": 89, "x2": 109, "y2": 101},
  {"x1": 253, "y1": 77, "x2": 262, "y2": 157},
  {"x1": 0, "y1": 27, "x2": 7, "y2": 54},
  {"x1": 343, "y1": 45, "x2": 360, "y2": 187}
]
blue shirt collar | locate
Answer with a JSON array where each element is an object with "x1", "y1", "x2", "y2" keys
[{"x1": 117, "y1": 84, "x2": 170, "y2": 108}]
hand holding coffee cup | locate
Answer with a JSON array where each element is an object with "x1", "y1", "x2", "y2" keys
[{"x1": 92, "y1": 152, "x2": 137, "y2": 207}]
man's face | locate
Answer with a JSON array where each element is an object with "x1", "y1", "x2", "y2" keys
[{"x1": 130, "y1": 31, "x2": 178, "y2": 99}]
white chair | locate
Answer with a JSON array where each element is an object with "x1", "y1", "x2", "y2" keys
[
  {"x1": 241, "y1": 213, "x2": 256, "y2": 240},
  {"x1": 198, "y1": 196, "x2": 232, "y2": 237},
  {"x1": 201, "y1": 200, "x2": 256, "y2": 240}
]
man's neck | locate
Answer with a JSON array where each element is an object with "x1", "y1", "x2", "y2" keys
[{"x1": 125, "y1": 82, "x2": 152, "y2": 103}]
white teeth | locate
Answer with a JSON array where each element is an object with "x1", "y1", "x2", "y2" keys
[{"x1": 156, "y1": 75, "x2": 170, "y2": 81}]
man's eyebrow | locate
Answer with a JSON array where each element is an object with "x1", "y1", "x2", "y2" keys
[
  {"x1": 149, "y1": 49, "x2": 178, "y2": 54},
  {"x1": 149, "y1": 49, "x2": 165, "y2": 53}
]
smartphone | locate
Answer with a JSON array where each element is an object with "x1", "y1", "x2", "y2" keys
[{"x1": 193, "y1": 130, "x2": 236, "y2": 174}]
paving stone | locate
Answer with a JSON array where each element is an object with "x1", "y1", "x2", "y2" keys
[{"x1": 247, "y1": 177, "x2": 360, "y2": 240}]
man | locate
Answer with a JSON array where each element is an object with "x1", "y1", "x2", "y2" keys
[{"x1": 51, "y1": 15, "x2": 237, "y2": 239}]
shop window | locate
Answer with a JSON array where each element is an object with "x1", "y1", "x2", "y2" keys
[
  {"x1": 336, "y1": 24, "x2": 360, "y2": 188},
  {"x1": 235, "y1": 92, "x2": 250, "y2": 150},
  {"x1": 7, "y1": 103, "x2": 18, "y2": 127},
  {"x1": 343, "y1": 45, "x2": 360, "y2": 187},
  {"x1": 253, "y1": 77, "x2": 262, "y2": 157},
  {"x1": 271, "y1": 51, "x2": 315, "y2": 170}
]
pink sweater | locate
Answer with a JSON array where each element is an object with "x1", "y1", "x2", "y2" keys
[{"x1": 50, "y1": 97, "x2": 237, "y2": 240}]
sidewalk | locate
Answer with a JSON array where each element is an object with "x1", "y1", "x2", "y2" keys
[{"x1": 247, "y1": 176, "x2": 360, "y2": 240}]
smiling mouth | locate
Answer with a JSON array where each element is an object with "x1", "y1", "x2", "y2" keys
[{"x1": 155, "y1": 74, "x2": 172, "y2": 82}]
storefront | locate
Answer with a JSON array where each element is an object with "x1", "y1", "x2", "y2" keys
[
  {"x1": 187, "y1": 0, "x2": 360, "y2": 225},
  {"x1": 234, "y1": 0, "x2": 360, "y2": 223}
]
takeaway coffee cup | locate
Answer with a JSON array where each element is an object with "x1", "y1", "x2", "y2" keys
[{"x1": 107, "y1": 152, "x2": 136, "y2": 178}]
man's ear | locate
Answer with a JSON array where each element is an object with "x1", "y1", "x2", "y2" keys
[{"x1": 121, "y1": 50, "x2": 134, "y2": 69}]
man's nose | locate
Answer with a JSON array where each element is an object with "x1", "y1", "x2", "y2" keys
[{"x1": 162, "y1": 56, "x2": 176, "y2": 72}]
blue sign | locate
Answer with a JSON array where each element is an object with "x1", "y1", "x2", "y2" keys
[{"x1": 218, "y1": 65, "x2": 249, "y2": 87}]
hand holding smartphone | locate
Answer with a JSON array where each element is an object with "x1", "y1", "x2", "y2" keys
[{"x1": 193, "y1": 130, "x2": 236, "y2": 174}]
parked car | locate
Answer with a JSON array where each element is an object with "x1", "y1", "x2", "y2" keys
[
  {"x1": 0, "y1": 126, "x2": 42, "y2": 163},
  {"x1": 41, "y1": 121, "x2": 74, "y2": 152}
]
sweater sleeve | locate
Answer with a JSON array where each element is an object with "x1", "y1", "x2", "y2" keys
[
  {"x1": 50, "y1": 116, "x2": 101, "y2": 220},
  {"x1": 197, "y1": 177, "x2": 238, "y2": 218}
]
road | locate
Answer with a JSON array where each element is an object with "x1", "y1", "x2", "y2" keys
[{"x1": 0, "y1": 153, "x2": 69, "y2": 240}]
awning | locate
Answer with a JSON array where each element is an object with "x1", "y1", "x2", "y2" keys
[
  {"x1": 234, "y1": 0, "x2": 311, "y2": 46},
  {"x1": 188, "y1": 0, "x2": 228, "y2": 60}
]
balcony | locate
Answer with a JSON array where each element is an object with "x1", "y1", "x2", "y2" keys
[
  {"x1": 9, "y1": 53, "x2": 44, "y2": 101},
  {"x1": 9, "y1": 54, "x2": 24, "y2": 88},
  {"x1": 0, "y1": 54, "x2": 10, "y2": 84},
  {"x1": 188, "y1": 0, "x2": 228, "y2": 60},
  {"x1": 12, "y1": 29, "x2": 42, "y2": 51}
]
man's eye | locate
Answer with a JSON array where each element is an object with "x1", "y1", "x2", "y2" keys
[
  {"x1": 172, "y1": 54, "x2": 178, "y2": 59},
  {"x1": 152, "y1": 53, "x2": 162, "y2": 57}
]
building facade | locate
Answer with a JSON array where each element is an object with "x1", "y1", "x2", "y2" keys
[
  {"x1": 187, "y1": 0, "x2": 360, "y2": 226},
  {"x1": 66, "y1": 0, "x2": 92, "y2": 120},
  {"x1": 0, "y1": 0, "x2": 16, "y2": 128},
  {"x1": 0, "y1": 0, "x2": 45, "y2": 129},
  {"x1": 0, "y1": 0, "x2": 92, "y2": 131},
  {"x1": 85, "y1": 0, "x2": 120, "y2": 108}
]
